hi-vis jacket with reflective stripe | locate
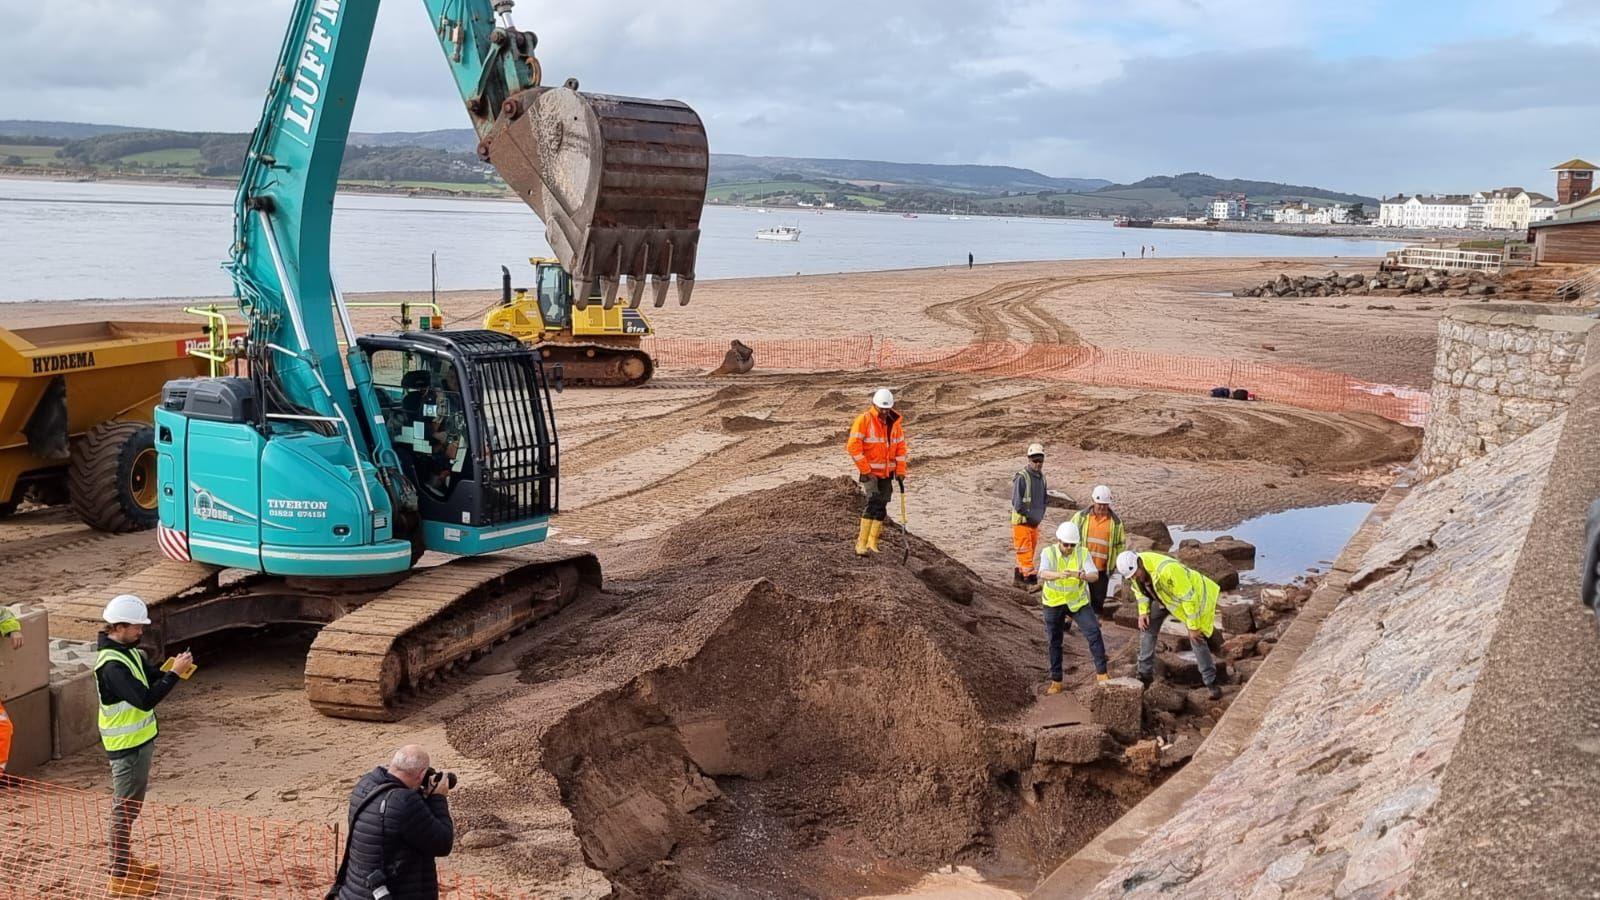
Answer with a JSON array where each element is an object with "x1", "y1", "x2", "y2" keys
[
  {"x1": 94, "y1": 647, "x2": 159, "y2": 753},
  {"x1": 1070, "y1": 508, "x2": 1125, "y2": 572},
  {"x1": 0, "y1": 606, "x2": 18, "y2": 638},
  {"x1": 1039, "y1": 543, "x2": 1096, "y2": 611},
  {"x1": 846, "y1": 407, "x2": 907, "y2": 478},
  {"x1": 1130, "y1": 551, "x2": 1220, "y2": 636}
]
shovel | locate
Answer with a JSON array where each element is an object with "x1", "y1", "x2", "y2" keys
[{"x1": 899, "y1": 482, "x2": 911, "y2": 563}]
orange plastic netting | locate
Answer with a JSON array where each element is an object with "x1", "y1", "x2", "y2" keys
[
  {"x1": 0, "y1": 776, "x2": 526, "y2": 899},
  {"x1": 642, "y1": 336, "x2": 1430, "y2": 426}
]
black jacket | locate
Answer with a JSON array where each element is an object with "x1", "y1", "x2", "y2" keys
[
  {"x1": 339, "y1": 767, "x2": 454, "y2": 900},
  {"x1": 94, "y1": 634, "x2": 179, "y2": 759}
]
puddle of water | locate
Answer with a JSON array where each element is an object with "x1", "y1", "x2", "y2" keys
[{"x1": 1171, "y1": 502, "x2": 1374, "y2": 584}]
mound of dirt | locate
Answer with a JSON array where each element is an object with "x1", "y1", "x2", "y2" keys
[{"x1": 447, "y1": 478, "x2": 1152, "y2": 897}]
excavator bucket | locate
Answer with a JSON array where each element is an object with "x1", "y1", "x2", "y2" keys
[{"x1": 483, "y1": 86, "x2": 708, "y2": 310}]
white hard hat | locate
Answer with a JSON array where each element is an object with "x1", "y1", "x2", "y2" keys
[
  {"x1": 1026, "y1": 443, "x2": 1045, "y2": 458},
  {"x1": 872, "y1": 388, "x2": 895, "y2": 409},
  {"x1": 1091, "y1": 485, "x2": 1113, "y2": 505},
  {"x1": 1056, "y1": 520, "x2": 1081, "y2": 544},
  {"x1": 1116, "y1": 550, "x2": 1140, "y2": 577},
  {"x1": 103, "y1": 594, "x2": 151, "y2": 625}
]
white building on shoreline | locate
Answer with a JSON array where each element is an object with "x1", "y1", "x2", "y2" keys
[
  {"x1": 1380, "y1": 188, "x2": 1558, "y2": 230},
  {"x1": 1275, "y1": 202, "x2": 1352, "y2": 225},
  {"x1": 1208, "y1": 195, "x2": 1245, "y2": 220}
]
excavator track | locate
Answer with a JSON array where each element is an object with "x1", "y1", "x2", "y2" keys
[
  {"x1": 304, "y1": 549, "x2": 600, "y2": 720},
  {"x1": 54, "y1": 558, "x2": 227, "y2": 643},
  {"x1": 538, "y1": 341, "x2": 655, "y2": 387}
]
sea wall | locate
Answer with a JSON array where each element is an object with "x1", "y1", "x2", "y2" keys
[{"x1": 1417, "y1": 303, "x2": 1594, "y2": 478}]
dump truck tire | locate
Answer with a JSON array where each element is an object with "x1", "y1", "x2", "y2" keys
[
  {"x1": 70, "y1": 421, "x2": 159, "y2": 533},
  {"x1": 0, "y1": 501, "x2": 16, "y2": 519}
]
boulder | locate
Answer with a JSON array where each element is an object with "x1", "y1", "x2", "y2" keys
[
  {"x1": 1125, "y1": 738, "x2": 1163, "y2": 775},
  {"x1": 1235, "y1": 658, "x2": 1264, "y2": 683},
  {"x1": 1141, "y1": 680, "x2": 1186, "y2": 714},
  {"x1": 1215, "y1": 596, "x2": 1257, "y2": 635},
  {"x1": 1044, "y1": 490, "x2": 1078, "y2": 510},
  {"x1": 1160, "y1": 734, "x2": 1202, "y2": 768},
  {"x1": 1175, "y1": 546, "x2": 1240, "y2": 590},
  {"x1": 1035, "y1": 723, "x2": 1116, "y2": 764},
  {"x1": 1125, "y1": 520, "x2": 1173, "y2": 551},
  {"x1": 1204, "y1": 536, "x2": 1256, "y2": 564},
  {"x1": 1220, "y1": 633, "x2": 1261, "y2": 660},
  {"x1": 1403, "y1": 273, "x2": 1427, "y2": 292},
  {"x1": 1079, "y1": 677, "x2": 1144, "y2": 743},
  {"x1": 1112, "y1": 602, "x2": 1142, "y2": 631},
  {"x1": 1158, "y1": 651, "x2": 1205, "y2": 687},
  {"x1": 1254, "y1": 603, "x2": 1287, "y2": 627},
  {"x1": 1259, "y1": 588, "x2": 1298, "y2": 612},
  {"x1": 1125, "y1": 534, "x2": 1155, "y2": 554}
]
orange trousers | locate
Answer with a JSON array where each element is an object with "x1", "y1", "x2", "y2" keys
[
  {"x1": 0, "y1": 696, "x2": 11, "y2": 772},
  {"x1": 1012, "y1": 522, "x2": 1039, "y2": 576}
]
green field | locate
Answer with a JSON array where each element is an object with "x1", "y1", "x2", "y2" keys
[
  {"x1": 0, "y1": 143, "x2": 62, "y2": 163},
  {"x1": 707, "y1": 180, "x2": 885, "y2": 207},
  {"x1": 119, "y1": 147, "x2": 203, "y2": 167}
]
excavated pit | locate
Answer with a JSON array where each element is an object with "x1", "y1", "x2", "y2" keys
[{"x1": 448, "y1": 478, "x2": 1190, "y2": 897}]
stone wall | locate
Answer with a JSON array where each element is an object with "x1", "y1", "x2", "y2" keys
[
  {"x1": 1418, "y1": 303, "x2": 1595, "y2": 477},
  {"x1": 1065, "y1": 417, "x2": 1563, "y2": 898}
]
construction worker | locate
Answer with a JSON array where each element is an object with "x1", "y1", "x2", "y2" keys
[
  {"x1": 845, "y1": 387, "x2": 907, "y2": 556},
  {"x1": 95, "y1": 594, "x2": 196, "y2": 897},
  {"x1": 1038, "y1": 521, "x2": 1109, "y2": 694},
  {"x1": 1011, "y1": 444, "x2": 1048, "y2": 587},
  {"x1": 1071, "y1": 485, "x2": 1126, "y2": 616},
  {"x1": 0, "y1": 604, "x2": 21, "y2": 778},
  {"x1": 1117, "y1": 551, "x2": 1224, "y2": 700}
]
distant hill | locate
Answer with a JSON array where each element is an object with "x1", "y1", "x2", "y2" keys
[
  {"x1": 349, "y1": 128, "x2": 477, "y2": 152},
  {"x1": 0, "y1": 120, "x2": 140, "y2": 139},
  {"x1": 1096, "y1": 172, "x2": 1377, "y2": 207},
  {"x1": 708, "y1": 154, "x2": 1109, "y2": 193}
]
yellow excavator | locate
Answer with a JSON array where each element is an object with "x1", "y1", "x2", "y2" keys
[{"x1": 485, "y1": 257, "x2": 656, "y2": 386}]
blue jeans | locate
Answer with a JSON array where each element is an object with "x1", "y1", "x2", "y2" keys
[
  {"x1": 1137, "y1": 604, "x2": 1219, "y2": 687},
  {"x1": 1044, "y1": 604, "x2": 1107, "y2": 681}
]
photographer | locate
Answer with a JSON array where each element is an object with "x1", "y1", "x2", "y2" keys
[{"x1": 333, "y1": 745, "x2": 455, "y2": 900}]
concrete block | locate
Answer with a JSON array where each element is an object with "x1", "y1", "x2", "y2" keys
[
  {"x1": 49, "y1": 667, "x2": 100, "y2": 760},
  {"x1": 5, "y1": 684, "x2": 52, "y2": 776},
  {"x1": 1035, "y1": 723, "x2": 1115, "y2": 764},
  {"x1": 1079, "y1": 677, "x2": 1144, "y2": 743},
  {"x1": 0, "y1": 607, "x2": 50, "y2": 702}
]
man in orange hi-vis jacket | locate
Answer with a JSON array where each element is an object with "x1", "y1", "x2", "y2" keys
[{"x1": 845, "y1": 387, "x2": 907, "y2": 556}]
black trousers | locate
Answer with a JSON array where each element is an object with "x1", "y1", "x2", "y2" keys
[
  {"x1": 861, "y1": 476, "x2": 894, "y2": 521},
  {"x1": 1088, "y1": 573, "x2": 1109, "y2": 616}
]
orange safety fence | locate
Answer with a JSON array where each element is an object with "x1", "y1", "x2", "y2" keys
[
  {"x1": 641, "y1": 336, "x2": 1431, "y2": 426},
  {"x1": 0, "y1": 775, "x2": 528, "y2": 899}
]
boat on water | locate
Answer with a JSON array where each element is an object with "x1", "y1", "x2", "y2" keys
[
  {"x1": 1113, "y1": 216, "x2": 1154, "y2": 228},
  {"x1": 756, "y1": 225, "x2": 801, "y2": 242}
]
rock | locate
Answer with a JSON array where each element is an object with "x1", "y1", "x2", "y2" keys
[
  {"x1": 1178, "y1": 538, "x2": 1201, "y2": 550},
  {"x1": 1174, "y1": 546, "x2": 1240, "y2": 590},
  {"x1": 1235, "y1": 658, "x2": 1264, "y2": 683},
  {"x1": 1254, "y1": 604, "x2": 1286, "y2": 627},
  {"x1": 1080, "y1": 677, "x2": 1145, "y2": 743},
  {"x1": 1160, "y1": 734, "x2": 1202, "y2": 768},
  {"x1": 1221, "y1": 633, "x2": 1261, "y2": 660},
  {"x1": 1125, "y1": 533, "x2": 1155, "y2": 554},
  {"x1": 1159, "y1": 651, "x2": 1205, "y2": 687},
  {"x1": 458, "y1": 829, "x2": 514, "y2": 850},
  {"x1": 1467, "y1": 284, "x2": 1489, "y2": 296},
  {"x1": 1204, "y1": 536, "x2": 1256, "y2": 564},
  {"x1": 1367, "y1": 303, "x2": 1397, "y2": 311},
  {"x1": 1367, "y1": 279, "x2": 1384, "y2": 290},
  {"x1": 1184, "y1": 687, "x2": 1221, "y2": 715},
  {"x1": 1035, "y1": 723, "x2": 1116, "y2": 764},
  {"x1": 1142, "y1": 680, "x2": 1185, "y2": 713},
  {"x1": 1259, "y1": 588, "x2": 1298, "y2": 612},
  {"x1": 1112, "y1": 602, "x2": 1142, "y2": 630},
  {"x1": 1126, "y1": 520, "x2": 1174, "y2": 551},
  {"x1": 1215, "y1": 596, "x2": 1257, "y2": 635},
  {"x1": 1404, "y1": 273, "x2": 1427, "y2": 292},
  {"x1": 1125, "y1": 738, "x2": 1163, "y2": 775},
  {"x1": 1044, "y1": 490, "x2": 1077, "y2": 510}
]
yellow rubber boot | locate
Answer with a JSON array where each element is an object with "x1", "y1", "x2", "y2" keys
[
  {"x1": 855, "y1": 519, "x2": 872, "y2": 556},
  {"x1": 107, "y1": 873, "x2": 158, "y2": 898},
  {"x1": 1046, "y1": 681, "x2": 1063, "y2": 695},
  {"x1": 1095, "y1": 673, "x2": 1111, "y2": 684},
  {"x1": 866, "y1": 520, "x2": 884, "y2": 553}
]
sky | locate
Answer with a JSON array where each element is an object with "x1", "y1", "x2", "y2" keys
[{"x1": 3, "y1": 0, "x2": 1598, "y2": 197}]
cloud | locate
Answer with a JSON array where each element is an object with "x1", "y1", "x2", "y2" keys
[{"x1": 0, "y1": 0, "x2": 1594, "y2": 194}]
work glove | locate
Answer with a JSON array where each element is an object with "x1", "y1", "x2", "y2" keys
[
  {"x1": 858, "y1": 473, "x2": 873, "y2": 485},
  {"x1": 895, "y1": 475, "x2": 905, "y2": 492}
]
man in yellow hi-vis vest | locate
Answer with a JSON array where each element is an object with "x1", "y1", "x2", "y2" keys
[
  {"x1": 1117, "y1": 551, "x2": 1223, "y2": 700},
  {"x1": 0, "y1": 604, "x2": 22, "y2": 776},
  {"x1": 1037, "y1": 521, "x2": 1110, "y2": 694},
  {"x1": 94, "y1": 594, "x2": 196, "y2": 898}
]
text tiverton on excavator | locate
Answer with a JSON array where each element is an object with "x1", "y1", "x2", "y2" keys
[{"x1": 55, "y1": 0, "x2": 709, "y2": 720}]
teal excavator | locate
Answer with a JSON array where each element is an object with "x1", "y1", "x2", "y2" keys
[{"x1": 55, "y1": 0, "x2": 707, "y2": 720}]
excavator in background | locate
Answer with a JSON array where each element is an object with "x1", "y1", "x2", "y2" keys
[
  {"x1": 55, "y1": 0, "x2": 708, "y2": 720},
  {"x1": 484, "y1": 258, "x2": 657, "y2": 386}
]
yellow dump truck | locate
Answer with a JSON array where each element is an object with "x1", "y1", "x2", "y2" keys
[{"x1": 0, "y1": 320, "x2": 209, "y2": 530}]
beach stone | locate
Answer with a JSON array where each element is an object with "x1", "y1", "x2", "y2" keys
[
  {"x1": 1080, "y1": 677, "x2": 1144, "y2": 743},
  {"x1": 1175, "y1": 547, "x2": 1240, "y2": 590},
  {"x1": 1159, "y1": 651, "x2": 1205, "y2": 687},
  {"x1": 1045, "y1": 490, "x2": 1078, "y2": 510},
  {"x1": 1035, "y1": 723, "x2": 1115, "y2": 765},
  {"x1": 1125, "y1": 520, "x2": 1174, "y2": 551},
  {"x1": 1260, "y1": 588, "x2": 1298, "y2": 612},
  {"x1": 1204, "y1": 537, "x2": 1256, "y2": 564},
  {"x1": 1216, "y1": 596, "x2": 1257, "y2": 635},
  {"x1": 1235, "y1": 657, "x2": 1264, "y2": 682},
  {"x1": 1221, "y1": 633, "x2": 1261, "y2": 660},
  {"x1": 1142, "y1": 680, "x2": 1186, "y2": 714}
]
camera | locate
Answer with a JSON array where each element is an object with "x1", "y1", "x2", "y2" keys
[{"x1": 421, "y1": 767, "x2": 457, "y2": 795}]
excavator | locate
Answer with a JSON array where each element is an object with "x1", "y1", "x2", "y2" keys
[
  {"x1": 54, "y1": 0, "x2": 707, "y2": 720},
  {"x1": 484, "y1": 257, "x2": 657, "y2": 386}
]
